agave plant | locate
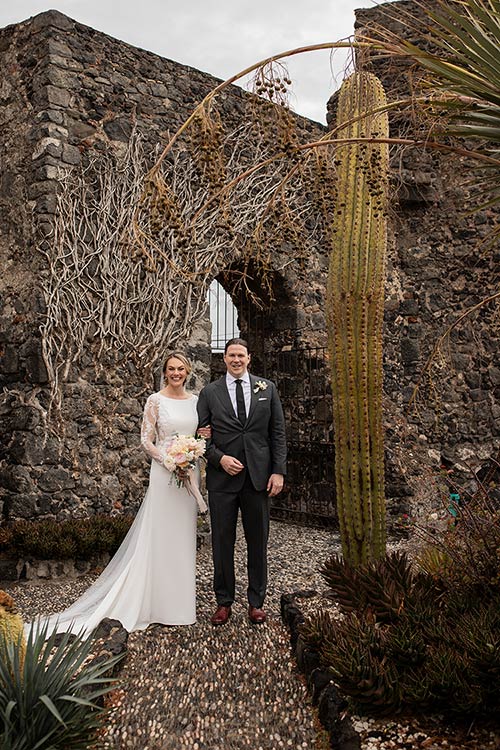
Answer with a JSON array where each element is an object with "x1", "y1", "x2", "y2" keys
[
  {"x1": 0, "y1": 621, "x2": 123, "y2": 750},
  {"x1": 371, "y1": 0, "x2": 500, "y2": 229}
]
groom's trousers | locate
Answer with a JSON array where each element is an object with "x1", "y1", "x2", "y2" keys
[{"x1": 209, "y1": 473, "x2": 270, "y2": 609}]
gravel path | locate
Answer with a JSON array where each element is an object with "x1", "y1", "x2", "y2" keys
[
  {"x1": 7, "y1": 522, "x2": 339, "y2": 750},
  {"x1": 6, "y1": 521, "x2": 499, "y2": 750}
]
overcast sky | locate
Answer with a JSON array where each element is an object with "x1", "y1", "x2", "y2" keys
[{"x1": 0, "y1": 0, "x2": 388, "y2": 124}]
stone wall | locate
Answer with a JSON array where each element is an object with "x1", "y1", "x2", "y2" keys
[
  {"x1": 0, "y1": 4, "x2": 498, "y2": 526},
  {"x1": 0, "y1": 10, "x2": 325, "y2": 522}
]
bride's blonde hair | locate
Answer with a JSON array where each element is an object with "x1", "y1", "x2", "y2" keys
[{"x1": 162, "y1": 351, "x2": 192, "y2": 378}]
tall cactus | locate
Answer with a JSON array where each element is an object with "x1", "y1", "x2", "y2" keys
[{"x1": 327, "y1": 71, "x2": 389, "y2": 566}]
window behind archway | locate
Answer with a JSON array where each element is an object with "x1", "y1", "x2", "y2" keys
[{"x1": 208, "y1": 279, "x2": 240, "y2": 352}]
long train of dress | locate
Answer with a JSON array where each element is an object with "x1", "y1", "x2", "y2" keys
[{"x1": 28, "y1": 394, "x2": 199, "y2": 636}]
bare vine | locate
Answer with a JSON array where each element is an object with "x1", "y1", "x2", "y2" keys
[
  {"x1": 41, "y1": 20, "x2": 497, "y2": 423},
  {"x1": 40, "y1": 116, "x2": 327, "y2": 418}
]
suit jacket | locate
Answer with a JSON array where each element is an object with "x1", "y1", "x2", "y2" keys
[{"x1": 197, "y1": 374, "x2": 287, "y2": 493}]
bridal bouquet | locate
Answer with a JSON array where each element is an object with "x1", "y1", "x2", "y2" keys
[
  {"x1": 164, "y1": 434, "x2": 206, "y2": 483},
  {"x1": 164, "y1": 434, "x2": 207, "y2": 512}
]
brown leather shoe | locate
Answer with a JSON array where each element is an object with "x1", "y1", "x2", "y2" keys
[
  {"x1": 248, "y1": 605, "x2": 266, "y2": 624},
  {"x1": 211, "y1": 605, "x2": 232, "y2": 626}
]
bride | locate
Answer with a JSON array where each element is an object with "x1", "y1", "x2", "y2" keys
[{"x1": 30, "y1": 352, "x2": 210, "y2": 635}]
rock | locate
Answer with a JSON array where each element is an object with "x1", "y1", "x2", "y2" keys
[
  {"x1": 318, "y1": 683, "x2": 348, "y2": 731},
  {"x1": 61, "y1": 143, "x2": 81, "y2": 165},
  {"x1": 308, "y1": 667, "x2": 335, "y2": 705},
  {"x1": 6, "y1": 493, "x2": 38, "y2": 519},
  {"x1": 330, "y1": 717, "x2": 361, "y2": 750},
  {"x1": 400, "y1": 337, "x2": 420, "y2": 365},
  {"x1": 103, "y1": 117, "x2": 133, "y2": 142},
  {"x1": 31, "y1": 9, "x2": 75, "y2": 31},
  {"x1": 489, "y1": 366, "x2": 500, "y2": 386},
  {"x1": 0, "y1": 464, "x2": 35, "y2": 493},
  {"x1": 37, "y1": 467, "x2": 76, "y2": 493},
  {"x1": 0, "y1": 558, "x2": 19, "y2": 582},
  {"x1": 280, "y1": 595, "x2": 305, "y2": 644},
  {"x1": 295, "y1": 634, "x2": 321, "y2": 676},
  {"x1": 93, "y1": 617, "x2": 129, "y2": 655},
  {"x1": 100, "y1": 474, "x2": 123, "y2": 503}
]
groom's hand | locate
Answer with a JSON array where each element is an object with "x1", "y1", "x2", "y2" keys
[
  {"x1": 267, "y1": 473, "x2": 284, "y2": 497},
  {"x1": 220, "y1": 455, "x2": 245, "y2": 476}
]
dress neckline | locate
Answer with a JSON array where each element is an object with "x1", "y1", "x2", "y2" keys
[{"x1": 158, "y1": 392, "x2": 195, "y2": 401}]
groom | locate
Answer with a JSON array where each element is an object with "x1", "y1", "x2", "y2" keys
[{"x1": 197, "y1": 338, "x2": 287, "y2": 625}]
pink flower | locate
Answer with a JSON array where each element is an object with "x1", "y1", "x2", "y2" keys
[{"x1": 163, "y1": 434, "x2": 206, "y2": 488}]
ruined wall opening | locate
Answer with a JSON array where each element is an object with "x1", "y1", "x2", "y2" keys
[
  {"x1": 207, "y1": 264, "x2": 337, "y2": 526},
  {"x1": 208, "y1": 262, "x2": 298, "y2": 376}
]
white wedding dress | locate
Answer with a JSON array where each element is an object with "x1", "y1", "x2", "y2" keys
[{"x1": 29, "y1": 393, "x2": 200, "y2": 636}]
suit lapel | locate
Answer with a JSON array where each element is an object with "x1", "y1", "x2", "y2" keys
[
  {"x1": 216, "y1": 376, "x2": 239, "y2": 422},
  {"x1": 247, "y1": 375, "x2": 259, "y2": 422}
]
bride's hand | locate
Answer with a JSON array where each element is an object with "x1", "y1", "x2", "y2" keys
[{"x1": 197, "y1": 425, "x2": 211, "y2": 439}]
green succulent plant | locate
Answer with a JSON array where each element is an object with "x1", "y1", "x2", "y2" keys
[
  {"x1": 321, "y1": 550, "x2": 444, "y2": 624},
  {"x1": 320, "y1": 554, "x2": 368, "y2": 614},
  {"x1": 306, "y1": 529, "x2": 500, "y2": 718},
  {"x1": 0, "y1": 621, "x2": 123, "y2": 750},
  {"x1": 299, "y1": 608, "x2": 338, "y2": 651},
  {"x1": 319, "y1": 612, "x2": 400, "y2": 714},
  {"x1": 385, "y1": 616, "x2": 427, "y2": 670}
]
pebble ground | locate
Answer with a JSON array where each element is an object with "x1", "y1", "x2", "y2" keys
[
  {"x1": 8, "y1": 522, "x2": 335, "y2": 750},
  {"x1": 6, "y1": 521, "x2": 499, "y2": 750}
]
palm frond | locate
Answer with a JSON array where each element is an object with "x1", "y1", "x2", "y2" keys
[{"x1": 365, "y1": 0, "x2": 500, "y2": 240}]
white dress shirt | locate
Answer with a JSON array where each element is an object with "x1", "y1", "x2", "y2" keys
[{"x1": 226, "y1": 372, "x2": 251, "y2": 419}]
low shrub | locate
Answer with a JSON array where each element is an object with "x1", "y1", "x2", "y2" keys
[
  {"x1": 417, "y1": 496, "x2": 500, "y2": 595},
  {"x1": 0, "y1": 515, "x2": 134, "y2": 561}
]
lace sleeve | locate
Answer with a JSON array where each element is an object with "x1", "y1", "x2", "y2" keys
[{"x1": 140, "y1": 395, "x2": 164, "y2": 464}]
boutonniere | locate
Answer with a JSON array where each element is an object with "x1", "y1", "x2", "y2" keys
[{"x1": 253, "y1": 380, "x2": 268, "y2": 393}]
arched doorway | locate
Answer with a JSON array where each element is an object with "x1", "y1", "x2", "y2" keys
[{"x1": 206, "y1": 268, "x2": 337, "y2": 527}]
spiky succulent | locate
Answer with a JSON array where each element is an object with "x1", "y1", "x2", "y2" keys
[
  {"x1": 299, "y1": 608, "x2": 339, "y2": 651},
  {"x1": 321, "y1": 550, "x2": 445, "y2": 624},
  {"x1": 312, "y1": 544, "x2": 500, "y2": 717},
  {"x1": 0, "y1": 621, "x2": 123, "y2": 750},
  {"x1": 319, "y1": 612, "x2": 400, "y2": 714},
  {"x1": 0, "y1": 591, "x2": 26, "y2": 674}
]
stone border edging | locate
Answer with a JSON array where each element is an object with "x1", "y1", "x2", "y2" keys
[
  {"x1": 90, "y1": 617, "x2": 129, "y2": 677},
  {"x1": 0, "y1": 552, "x2": 112, "y2": 582},
  {"x1": 280, "y1": 591, "x2": 361, "y2": 750}
]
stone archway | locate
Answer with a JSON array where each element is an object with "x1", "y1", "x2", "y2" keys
[
  {"x1": 207, "y1": 265, "x2": 337, "y2": 527},
  {"x1": 211, "y1": 263, "x2": 300, "y2": 369}
]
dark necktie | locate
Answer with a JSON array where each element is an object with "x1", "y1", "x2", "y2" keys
[{"x1": 235, "y1": 379, "x2": 246, "y2": 424}]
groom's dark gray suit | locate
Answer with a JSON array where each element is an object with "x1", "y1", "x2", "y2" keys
[{"x1": 197, "y1": 373, "x2": 286, "y2": 608}]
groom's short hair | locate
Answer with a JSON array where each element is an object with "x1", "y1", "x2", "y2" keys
[{"x1": 224, "y1": 337, "x2": 249, "y2": 354}]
